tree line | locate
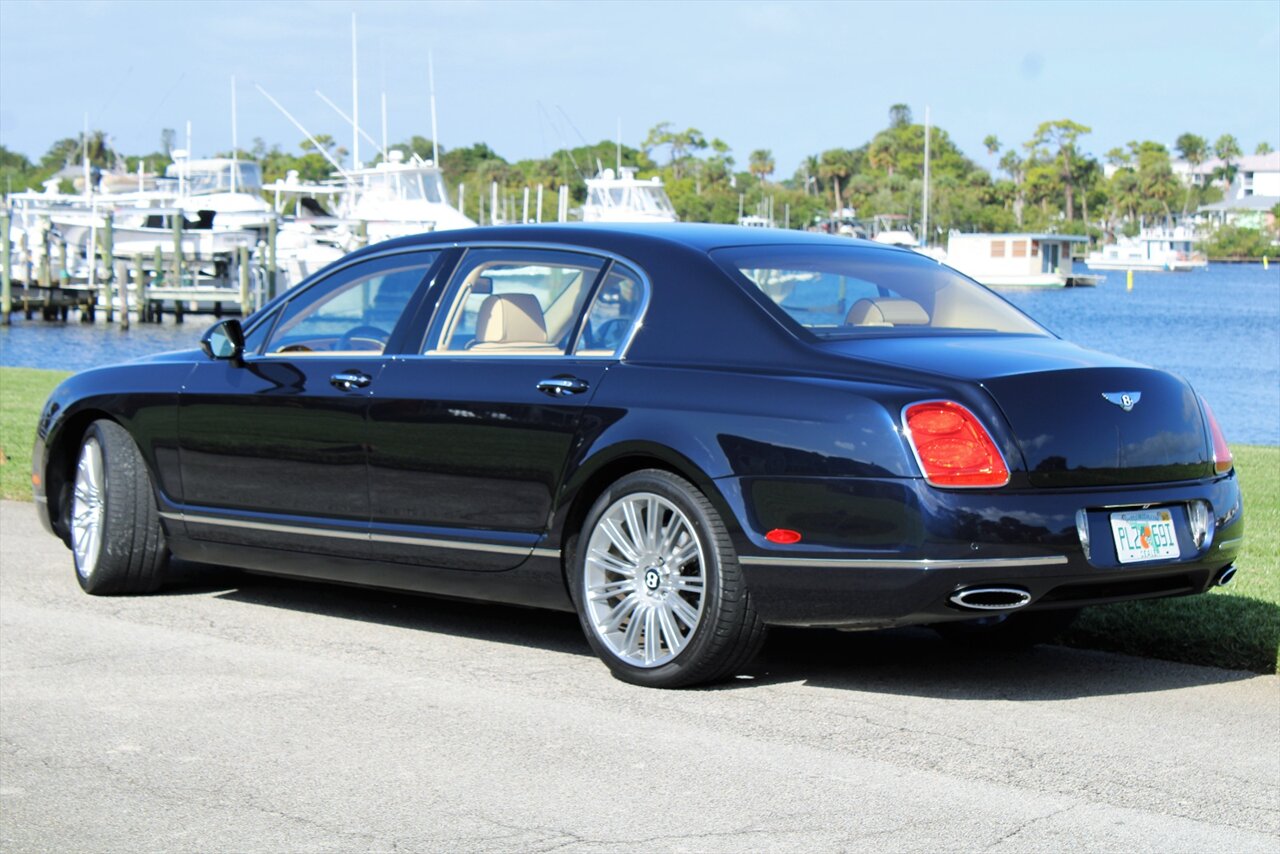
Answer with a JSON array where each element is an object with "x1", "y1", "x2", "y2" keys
[{"x1": 3, "y1": 105, "x2": 1276, "y2": 253}]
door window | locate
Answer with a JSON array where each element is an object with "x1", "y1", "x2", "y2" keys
[
  {"x1": 573, "y1": 263, "x2": 649, "y2": 356},
  {"x1": 263, "y1": 253, "x2": 439, "y2": 356},
  {"x1": 427, "y1": 248, "x2": 605, "y2": 355}
]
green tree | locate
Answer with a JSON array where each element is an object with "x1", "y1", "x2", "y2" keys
[
  {"x1": 1175, "y1": 133, "x2": 1208, "y2": 215},
  {"x1": 1213, "y1": 134, "x2": 1242, "y2": 196},
  {"x1": 1029, "y1": 119, "x2": 1091, "y2": 221},
  {"x1": 1256, "y1": 141, "x2": 1274, "y2": 155},
  {"x1": 642, "y1": 123, "x2": 707, "y2": 180},
  {"x1": 888, "y1": 104, "x2": 912, "y2": 129},
  {"x1": 982, "y1": 135, "x2": 1000, "y2": 156},
  {"x1": 748, "y1": 149, "x2": 774, "y2": 184}
]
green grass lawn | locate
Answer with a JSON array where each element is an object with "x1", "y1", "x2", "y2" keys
[
  {"x1": 2, "y1": 365, "x2": 1277, "y2": 673},
  {"x1": 0, "y1": 366, "x2": 70, "y2": 500}
]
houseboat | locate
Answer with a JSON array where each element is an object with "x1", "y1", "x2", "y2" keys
[
  {"x1": 1085, "y1": 227, "x2": 1208, "y2": 272},
  {"x1": 944, "y1": 232, "x2": 1100, "y2": 287}
]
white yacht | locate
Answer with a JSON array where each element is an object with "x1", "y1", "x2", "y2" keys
[
  {"x1": 581, "y1": 167, "x2": 677, "y2": 223},
  {"x1": 1085, "y1": 227, "x2": 1208, "y2": 272},
  {"x1": 341, "y1": 151, "x2": 476, "y2": 240}
]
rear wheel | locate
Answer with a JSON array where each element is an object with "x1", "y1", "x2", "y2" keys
[
  {"x1": 569, "y1": 470, "x2": 766, "y2": 688},
  {"x1": 70, "y1": 420, "x2": 170, "y2": 595},
  {"x1": 932, "y1": 608, "x2": 1079, "y2": 648}
]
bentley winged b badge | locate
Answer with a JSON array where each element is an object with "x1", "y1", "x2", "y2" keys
[{"x1": 1102, "y1": 391, "x2": 1142, "y2": 412}]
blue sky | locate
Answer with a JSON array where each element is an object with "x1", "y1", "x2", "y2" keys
[{"x1": 1, "y1": 0, "x2": 1277, "y2": 177}]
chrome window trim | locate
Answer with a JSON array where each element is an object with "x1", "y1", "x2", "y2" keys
[
  {"x1": 162, "y1": 511, "x2": 559, "y2": 559},
  {"x1": 737, "y1": 554, "x2": 1069, "y2": 570}
]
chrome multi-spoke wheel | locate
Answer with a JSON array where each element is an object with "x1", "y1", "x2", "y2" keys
[
  {"x1": 67, "y1": 421, "x2": 170, "y2": 595},
  {"x1": 583, "y1": 492, "x2": 707, "y2": 668},
  {"x1": 572, "y1": 470, "x2": 766, "y2": 688},
  {"x1": 71, "y1": 436, "x2": 105, "y2": 579}
]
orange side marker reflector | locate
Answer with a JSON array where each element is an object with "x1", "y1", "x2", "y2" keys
[{"x1": 765, "y1": 528, "x2": 802, "y2": 545}]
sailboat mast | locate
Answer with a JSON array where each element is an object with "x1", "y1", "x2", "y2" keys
[
  {"x1": 352, "y1": 12, "x2": 360, "y2": 169},
  {"x1": 922, "y1": 105, "x2": 930, "y2": 247},
  {"x1": 429, "y1": 52, "x2": 440, "y2": 165},
  {"x1": 231, "y1": 76, "x2": 238, "y2": 193}
]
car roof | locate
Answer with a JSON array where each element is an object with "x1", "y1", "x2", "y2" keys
[{"x1": 349, "y1": 222, "x2": 915, "y2": 260}]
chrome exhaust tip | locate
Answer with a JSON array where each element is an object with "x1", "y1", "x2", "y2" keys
[
  {"x1": 1216, "y1": 566, "x2": 1237, "y2": 587},
  {"x1": 949, "y1": 586, "x2": 1032, "y2": 611}
]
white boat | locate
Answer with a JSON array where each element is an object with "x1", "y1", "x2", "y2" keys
[
  {"x1": 164, "y1": 156, "x2": 276, "y2": 232},
  {"x1": 945, "y1": 232, "x2": 1101, "y2": 288},
  {"x1": 581, "y1": 167, "x2": 677, "y2": 223},
  {"x1": 1085, "y1": 227, "x2": 1208, "y2": 272}
]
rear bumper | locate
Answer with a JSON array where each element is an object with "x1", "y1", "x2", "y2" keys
[{"x1": 724, "y1": 472, "x2": 1243, "y2": 628}]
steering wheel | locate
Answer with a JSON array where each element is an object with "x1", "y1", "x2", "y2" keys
[
  {"x1": 582, "y1": 317, "x2": 631, "y2": 352},
  {"x1": 337, "y1": 324, "x2": 392, "y2": 352}
]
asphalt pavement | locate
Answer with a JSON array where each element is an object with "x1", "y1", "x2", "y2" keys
[{"x1": 2, "y1": 499, "x2": 1277, "y2": 852}]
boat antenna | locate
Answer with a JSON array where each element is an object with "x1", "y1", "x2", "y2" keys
[
  {"x1": 351, "y1": 11, "x2": 360, "y2": 170},
  {"x1": 922, "y1": 105, "x2": 930, "y2": 246},
  {"x1": 315, "y1": 90, "x2": 384, "y2": 161},
  {"x1": 256, "y1": 84, "x2": 351, "y2": 178},
  {"x1": 230, "y1": 75, "x2": 238, "y2": 193},
  {"x1": 429, "y1": 51, "x2": 440, "y2": 165},
  {"x1": 538, "y1": 101, "x2": 586, "y2": 181},
  {"x1": 556, "y1": 105, "x2": 592, "y2": 149}
]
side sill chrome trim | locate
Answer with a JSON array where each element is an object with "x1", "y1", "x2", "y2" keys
[
  {"x1": 1216, "y1": 537, "x2": 1243, "y2": 551},
  {"x1": 33, "y1": 495, "x2": 47, "y2": 504},
  {"x1": 162, "y1": 511, "x2": 561, "y2": 559},
  {"x1": 737, "y1": 555, "x2": 1070, "y2": 570}
]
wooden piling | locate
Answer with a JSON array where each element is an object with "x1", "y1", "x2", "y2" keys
[
  {"x1": 267, "y1": 218, "x2": 278, "y2": 301},
  {"x1": 238, "y1": 246, "x2": 251, "y2": 315},
  {"x1": 171, "y1": 213, "x2": 184, "y2": 290},
  {"x1": 102, "y1": 212, "x2": 115, "y2": 323},
  {"x1": 1, "y1": 207, "x2": 11, "y2": 325},
  {"x1": 115, "y1": 260, "x2": 130, "y2": 328},
  {"x1": 132, "y1": 253, "x2": 145, "y2": 327}
]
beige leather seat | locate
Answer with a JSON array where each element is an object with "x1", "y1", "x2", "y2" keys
[
  {"x1": 469, "y1": 293, "x2": 560, "y2": 352},
  {"x1": 845, "y1": 297, "x2": 930, "y2": 327}
]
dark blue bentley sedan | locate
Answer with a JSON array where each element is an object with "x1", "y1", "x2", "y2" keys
[{"x1": 33, "y1": 224, "x2": 1244, "y2": 687}]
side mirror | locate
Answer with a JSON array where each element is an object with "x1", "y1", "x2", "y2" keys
[{"x1": 201, "y1": 318, "x2": 246, "y2": 364}]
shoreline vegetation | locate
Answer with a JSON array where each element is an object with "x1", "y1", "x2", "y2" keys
[
  {"x1": 3, "y1": 106, "x2": 1278, "y2": 254},
  {"x1": 1, "y1": 365, "x2": 1276, "y2": 674}
]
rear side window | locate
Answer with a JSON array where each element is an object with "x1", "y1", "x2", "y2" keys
[
  {"x1": 711, "y1": 245, "x2": 1048, "y2": 338},
  {"x1": 426, "y1": 248, "x2": 605, "y2": 355},
  {"x1": 574, "y1": 263, "x2": 648, "y2": 357}
]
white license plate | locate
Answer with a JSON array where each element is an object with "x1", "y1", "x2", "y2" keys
[{"x1": 1110, "y1": 509, "x2": 1181, "y2": 564}]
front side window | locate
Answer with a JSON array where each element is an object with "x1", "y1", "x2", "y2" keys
[
  {"x1": 263, "y1": 254, "x2": 438, "y2": 355},
  {"x1": 712, "y1": 244, "x2": 1049, "y2": 339},
  {"x1": 574, "y1": 263, "x2": 648, "y2": 357},
  {"x1": 428, "y1": 248, "x2": 605, "y2": 355}
]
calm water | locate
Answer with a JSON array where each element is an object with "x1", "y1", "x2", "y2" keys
[{"x1": 2, "y1": 263, "x2": 1277, "y2": 445}]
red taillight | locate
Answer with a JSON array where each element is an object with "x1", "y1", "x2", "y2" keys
[
  {"x1": 904, "y1": 401, "x2": 1010, "y2": 488},
  {"x1": 1200, "y1": 396, "x2": 1233, "y2": 475}
]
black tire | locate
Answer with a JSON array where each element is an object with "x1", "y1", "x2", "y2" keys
[
  {"x1": 68, "y1": 419, "x2": 170, "y2": 595},
  {"x1": 568, "y1": 469, "x2": 766, "y2": 688},
  {"x1": 932, "y1": 608, "x2": 1079, "y2": 648}
]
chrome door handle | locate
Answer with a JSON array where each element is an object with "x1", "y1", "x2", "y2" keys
[
  {"x1": 537, "y1": 376, "x2": 590, "y2": 397},
  {"x1": 330, "y1": 371, "x2": 372, "y2": 391}
]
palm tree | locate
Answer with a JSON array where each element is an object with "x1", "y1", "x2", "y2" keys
[
  {"x1": 982, "y1": 135, "x2": 1001, "y2": 157},
  {"x1": 1213, "y1": 134, "x2": 1242, "y2": 198},
  {"x1": 748, "y1": 149, "x2": 774, "y2": 184},
  {"x1": 1175, "y1": 133, "x2": 1207, "y2": 215}
]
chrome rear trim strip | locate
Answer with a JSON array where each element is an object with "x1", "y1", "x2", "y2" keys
[
  {"x1": 738, "y1": 555, "x2": 1069, "y2": 570},
  {"x1": 166, "y1": 511, "x2": 560, "y2": 558}
]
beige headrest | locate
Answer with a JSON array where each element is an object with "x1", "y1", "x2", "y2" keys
[
  {"x1": 845, "y1": 297, "x2": 930, "y2": 327},
  {"x1": 474, "y1": 293, "x2": 548, "y2": 346}
]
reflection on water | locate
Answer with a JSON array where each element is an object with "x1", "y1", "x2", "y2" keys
[{"x1": 1, "y1": 263, "x2": 1276, "y2": 445}]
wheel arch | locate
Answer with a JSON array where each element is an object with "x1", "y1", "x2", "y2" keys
[
  {"x1": 44, "y1": 409, "x2": 126, "y2": 543},
  {"x1": 551, "y1": 442, "x2": 741, "y2": 595}
]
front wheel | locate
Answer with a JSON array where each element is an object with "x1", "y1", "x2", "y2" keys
[
  {"x1": 569, "y1": 470, "x2": 766, "y2": 688},
  {"x1": 69, "y1": 420, "x2": 170, "y2": 595}
]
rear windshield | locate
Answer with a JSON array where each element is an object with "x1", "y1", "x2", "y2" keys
[{"x1": 711, "y1": 244, "x2": 1049, "y2": 339}]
